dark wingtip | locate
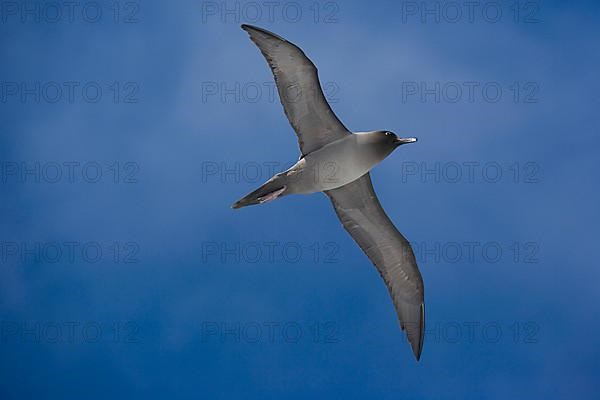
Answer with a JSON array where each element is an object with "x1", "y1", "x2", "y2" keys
[
  {"x1": 240, "y1": 24, "x2": 286, "y2": 41},
  {"x1": 241, "y1": 24, "x2": 265, "y2": 33},
  {"x1": 413, "y1": 303, "x2": 425, "y2": 362},
  {"x1": 414, "y1": 341, "x2": 422, "y2": 362},
  {"x1": 402, "y1": 303, "x2": 425, "y2": 362}
]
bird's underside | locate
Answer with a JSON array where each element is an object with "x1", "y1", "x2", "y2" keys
[{"x1": 238, "y1": 24, "x2": 426, "y2": 361}]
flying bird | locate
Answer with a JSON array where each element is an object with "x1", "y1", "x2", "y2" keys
[{"x1": 233, "y1": 24, "x2": 425, "y2": 361}]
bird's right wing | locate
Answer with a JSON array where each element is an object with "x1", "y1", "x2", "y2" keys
[
  {"x1": 325, "y1": 173, "x2": 425, "y2": 360},
  {"x1": 241, "y1": 24, "x2": 349, "y2": 156}
]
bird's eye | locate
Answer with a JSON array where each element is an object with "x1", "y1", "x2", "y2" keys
[{"x1": 385, "y1": 131, "x2": 390, "y2": 136}]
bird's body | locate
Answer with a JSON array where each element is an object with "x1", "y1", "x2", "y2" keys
[
  {"x1": 281, "y1": 132, "x2": 406, "y2": 194},
  {"x1": 233, "y1": 24, "x2": 426, "y2": 361}
]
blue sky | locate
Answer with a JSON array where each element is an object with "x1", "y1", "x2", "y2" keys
[{"x1": 1, "y1": 0, "x2": 599, "y2": 398}]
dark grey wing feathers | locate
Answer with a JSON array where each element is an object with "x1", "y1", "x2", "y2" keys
[
  {"x1": 325, "y1": 173, "x2": 425, "y2": 360},
  {"x1": 241, "y1": 24, "x2": 349, "y2": 156}
]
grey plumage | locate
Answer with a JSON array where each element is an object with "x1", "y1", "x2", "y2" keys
[
  {"x1": 234, "y1": 24, "x2": 425, "y2": 361},
  {"x1": 241, "y1": 24, "x2": 349, "y2": 155},
  {"x1": 326, "y1": 174, "x2": 425, "y2": 360}
]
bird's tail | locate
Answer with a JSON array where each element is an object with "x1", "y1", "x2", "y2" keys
[{"x1": 231, "y1": 174, "x2": 288, "y2": 209}]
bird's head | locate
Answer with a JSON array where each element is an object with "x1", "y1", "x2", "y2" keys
[
  {"x1": 368, "y1": 130, "x2": 417, "y2": 153},
  {"x1": 377, "y1": 131, "x2": 417, "y2": 148}
]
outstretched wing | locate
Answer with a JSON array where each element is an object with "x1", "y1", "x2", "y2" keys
[
  {"x1": 325, "y1": 173, "x2": 425, "y2": 360},
  {"x1": 241, "y1": 24, "x2": 349, "y2": 156}
]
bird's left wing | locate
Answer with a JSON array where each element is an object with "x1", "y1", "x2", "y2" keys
[
  {"x1": 241, "y1": 24, "x2": 349, "y2": 156},
  {"x1": 325, "y1": 173, "x2": 425, "y2": 360}
]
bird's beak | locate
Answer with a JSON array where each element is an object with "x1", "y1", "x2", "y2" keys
[{"x1": 395, "y1": 137, "x2": 418, "y2": 145}]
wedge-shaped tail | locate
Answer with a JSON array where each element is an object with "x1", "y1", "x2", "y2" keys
[{"x1": 232, "y1": 174, "x2": 288, "y2": 209}]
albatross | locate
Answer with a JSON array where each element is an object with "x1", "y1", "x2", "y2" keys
[{"x1": 232, "y1": 24, "x2": 425, "y2": 361}]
